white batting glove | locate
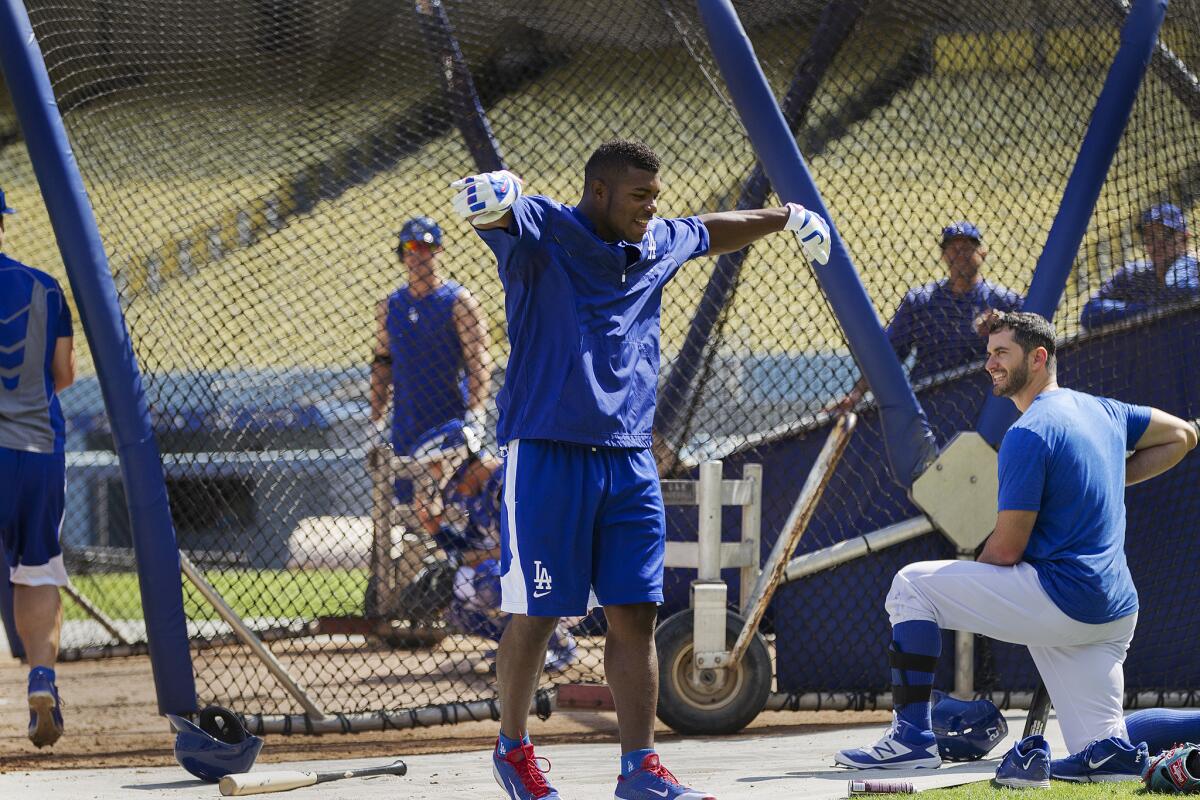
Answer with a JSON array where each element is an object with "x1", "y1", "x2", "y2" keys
[
  {"x1": 784, "y1": 202, "x2": 831, "y2": 266},
  {"x1": 450, "y1": 170, "x2": 523, "y2": 225}
]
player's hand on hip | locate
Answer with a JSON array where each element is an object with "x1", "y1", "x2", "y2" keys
[
  {"x1": 784, "y1": 202, "x2": 831, "y2": 265},
  {"x1": 450, "y1": 170, "x2": 522, "y2": 225}
]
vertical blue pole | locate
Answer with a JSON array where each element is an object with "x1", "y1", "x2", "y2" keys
[
  {"x1": 657, "y1": 0, "x2": 869, "y2": 447},
  {"x1": 975, "y1": 0, "x2": 1168, "y2": 446},
  {"x1": 0, "y1": 0, "x2": 196, "y2": 713},
  {"x1": 696, "y1": 0, "x2": 937, "y2": 487},
  {"x1": 0, "y1": 577, "x2": 25, "y2": 660}
]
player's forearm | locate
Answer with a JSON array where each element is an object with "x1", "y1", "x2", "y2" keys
[
  {"x1": 1126, "y1": 440, "x2": 1194, "y2": 485},
  {"x1": 369, "y1": 364, "x2": 391, "y2": 422},
  {"x1": 699, "y1": 207, "x2": 789, "y2": 255}
]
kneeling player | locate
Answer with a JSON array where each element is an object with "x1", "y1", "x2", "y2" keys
[
  {"x1": 835, "y1": 312, "x2": 1196, "y2": 782},
  {"x1": 404, "y1": 421, "x2": 576, "y2": 674}
]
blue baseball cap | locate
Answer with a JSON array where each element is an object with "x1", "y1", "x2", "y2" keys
[
  {"x1": 1139, "y1": 203, "x2": 1187, "y2": 233},
  {"x1": 939, "y1": 221, "x2": 982, "y2": 247},
  {"x1": 0, "y1": 188, "x2": 15, "y2": 215},
  {"x1": 398, "y1": 216, "x2": 443, "y2": 249}
]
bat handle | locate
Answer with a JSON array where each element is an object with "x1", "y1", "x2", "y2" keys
[{"x1": 316, "y1": 759, "x2": 408, "y2": 783}]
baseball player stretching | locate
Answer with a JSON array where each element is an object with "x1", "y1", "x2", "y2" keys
[
  {"x1": 836, "y1": 311, "x2": 1197, "y2": 781},
  {"x1": 451, "y1": 139, "x2": 830, "y2": 800}
]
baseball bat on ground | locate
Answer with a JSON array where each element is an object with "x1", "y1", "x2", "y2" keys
[
  {"x1": 218, "y1": 759, "x2": 407, "y2": 796},
  {"x1": 1023, "y1": 681, "x2": 1052, "y2": 738}
]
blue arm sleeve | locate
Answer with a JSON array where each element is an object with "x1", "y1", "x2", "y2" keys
[
  {"x1": 1080, "y1": 267, "x2": 1145, "y2": 329},
  {"x1": 56, "y1": 286, "x2": 73, "y2": 337},
  {"x1": 997, "y1": 428, "x2": 1049, "y2": 512},
  {"x1": 477, "y1": 195, "x2": 548, "y2": 277},
  {"x1": 885, "y1": 295, "x2": 915, "y2": 361}
]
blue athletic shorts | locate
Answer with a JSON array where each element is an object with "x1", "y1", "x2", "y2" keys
[
  {"x1": 498, "y1": 439, "x2": 665, "y2": 616},
  {"x1": 0, "y1": 447, "x2": 68, "y2": 586}
]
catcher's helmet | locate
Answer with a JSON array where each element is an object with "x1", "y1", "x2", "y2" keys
[
  {"x1": 931, "y1": 692, "x2": 1008, "y2": 762},
  {"x1": 166, "y1": 706, "x2": 263, "y2": 782},
  {"x1": 398, "y1": 216, "x2": 443, "y2": 249}
]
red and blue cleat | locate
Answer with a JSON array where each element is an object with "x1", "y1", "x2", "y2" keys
[
  {"x1": 615, "y1": 753, "x2": 715, "y2": 800},
  {"x1": 493, "y1": 740, "x2": 561, "y2": 799}
]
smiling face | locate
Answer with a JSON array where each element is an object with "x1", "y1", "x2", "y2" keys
[
  {"x1": 985, "y1": 329, "x2": 1034, "y2": 398},
  {"x1": 590, "y1": 166, "x2": 660, "y2": 243}
]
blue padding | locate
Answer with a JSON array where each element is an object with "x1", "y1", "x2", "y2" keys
[
  {"x1": 695, "y1": 0, "x2": 935, "y2": 488},
  {"x1": 976, "y1": 0, "x2": 1168, "y2": 446},
  {"x1": 0, "y1": 0, "x2": 196, "y2": 713}
]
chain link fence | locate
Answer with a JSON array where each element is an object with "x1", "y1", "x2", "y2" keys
[{"x1": 1, "y1": 0, "x2": 1197, "y2": 724}]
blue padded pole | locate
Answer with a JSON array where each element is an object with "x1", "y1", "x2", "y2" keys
[
  {"x1": 0, "y1": 0, "x2": 196, "y2": 713},
  {"x1": 975, "y1": 0, "x2": 1168, "y2": 447},
  {"x1": 696, "y1": 0, "x2": 936, "y2": 488},
  {"x1": 657, "y1": 0, "x2": 868, "y2": 449},
  {"x1": 0, "y1": 577, "x2": 25, "y2": 660}
]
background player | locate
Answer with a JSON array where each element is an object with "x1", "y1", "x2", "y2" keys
[
  {"x1": 834, "y1": 311, "x2": 1196, "y2": 781},
  {"x1": 833, "y1": 220, "x2": 1022, "y2": 412},
  {"x1": 401, "y1": 420, "x2": 576, "y2": 675},
  {"x1": 452, "y1": 139, "x2": 831, "y2": 800},
  {"x1": 369, "y1": 216, "x2": 492, "y2": 615},
  {"x1": 0, "y1": 187, "x2": 76, "y2": 748}
]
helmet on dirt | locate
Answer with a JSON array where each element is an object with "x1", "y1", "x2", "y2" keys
[
  {"x1": 166, "y1": 705, "x2": 263, "y2": 782},
  {"x1": 931, "y1": 692, "x2": 1008, "y2": 762}
]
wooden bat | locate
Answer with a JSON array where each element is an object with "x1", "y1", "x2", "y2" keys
[
  {"x1": 1023, "y1": 681, "x2": 1052, "y2": 738},
  {"x1": 218, "y1": 759, "x2": 407, "y2": 796}
]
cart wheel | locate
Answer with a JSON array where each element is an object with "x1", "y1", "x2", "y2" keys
[{"x1": 655, "y1": 608, "x2": 771, "y2": 735}]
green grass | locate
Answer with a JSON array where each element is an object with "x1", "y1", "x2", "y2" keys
[
  {"x1": 66, "y1": 568, "x2": 368, "y2": 623},
  {"x1": 877, "y1": 781, "x2": 1147, "y2": 798}
]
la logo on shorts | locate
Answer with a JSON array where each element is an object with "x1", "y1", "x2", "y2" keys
[{"x1": 533, "y1": 561, "x2": 553, "y2": 598}]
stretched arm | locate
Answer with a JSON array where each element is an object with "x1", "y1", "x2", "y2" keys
[
  {"x1": 369, "y1": 300, "x2": 392, "y2": 424},
  {"x1": 51, "y1": 336, "x2": 75, "y2": 392},
  {"x1": 698, "y1": 206, "x2": 789, "y2": 255},
  {"x1": 453, "y1": 288, "x2": 492, "y2": 419},
  {"x1": 978, "y1": 509, "x2": 1038, "y2": 566},
  {"x1": 1126, "y1": 408, "x2": 1198, "y2": 485}
]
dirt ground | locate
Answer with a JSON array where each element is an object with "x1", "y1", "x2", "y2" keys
[{"x1": 0, "y1": 654, "x2": 889, "y2": 774}]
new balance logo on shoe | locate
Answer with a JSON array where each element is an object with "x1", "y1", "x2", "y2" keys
[{"x1": 872, "y1": 741, "x2": 898, "y2": 759}]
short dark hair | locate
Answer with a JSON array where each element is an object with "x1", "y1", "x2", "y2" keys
[
  {"x1": 584, "y1": 139, "x2": 660, "y2": 186},
  {"x1": 982, "y1": 310, "x2": 1057, "y2": 360}
]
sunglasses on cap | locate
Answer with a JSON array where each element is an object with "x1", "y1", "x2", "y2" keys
[{"x1": 401, "y1": 239, "x2": 436, "y2": 253}]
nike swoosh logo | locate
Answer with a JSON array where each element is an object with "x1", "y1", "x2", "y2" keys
[
  {"x1": 1089, "y1": 753, "x2": 1117, "y2": 770},
  {"x1": 648, "y1": 789, "x2": 669, "y2": 798},
  {"x1": 1020, "y1": 753, "x2": 1038, "y2": 770},
  {"x1": 533, "y1": 591, "x2": 551, "y2": 598}
]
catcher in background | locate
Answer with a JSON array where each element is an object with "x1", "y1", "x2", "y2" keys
[
  {"x1": 401, "y1": 421, "x2": 576, "y2": 675},
  {"x1": 836, "y1": 311, "x2": 1196, "y2": 785}
]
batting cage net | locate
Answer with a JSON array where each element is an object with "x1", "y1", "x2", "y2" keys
[{"x1": 2, "y1": 0, "x2": 1198, "y2": 727}]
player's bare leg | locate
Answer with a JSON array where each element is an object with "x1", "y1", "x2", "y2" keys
[
  {"x1": 603, "y1": 602, "x2": 658, "y2": 753},
  {"x1": 15, "y1": 584, "x2": 65, "y2": 748},
  {"x1": 13, "y1": 584, "x2": 62, "y2": 669},
  {"x1": 497, "y1": 613, "x2": 558, "y2": 739}
]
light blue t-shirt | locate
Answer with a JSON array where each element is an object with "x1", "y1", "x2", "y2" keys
[
  {"x1": 478, "y1": 195, "x2": 709, "y2": 448},
  {"x1": 997, "y1": 388, "x2": 1152, "y2": 624}
]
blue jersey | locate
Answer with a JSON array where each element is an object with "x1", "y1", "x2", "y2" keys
[
  {"x1": 478, "y1": 195, "x2": 709, "y2": 447},
  {"x1": 887, "y1": 278, "x2": 1022, "y2": 381},
  {"x1": 386, "y1": 281, "x2": 468, "y2": 453},
  {"x1": 0, "y1": 255, "x2": 73, "y2": 453},
  {"x1": 997, "y1": 389, "x2": 1151, "y2": 624},
  {"x1": 1079, "y1": 255, "x2": 1200, "y2": 330}
]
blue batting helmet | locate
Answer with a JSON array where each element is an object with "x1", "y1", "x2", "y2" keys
[
  {"x1": 398, "y1": 216, "x2": 443, "y2": 249},
  {"x1": 931, "y1": 692, "x2": 1008, "y2": 761},
  {"x1": 166, "y1": 706, "x2": 263, "y2": 782}
]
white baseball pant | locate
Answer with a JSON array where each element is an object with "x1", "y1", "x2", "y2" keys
[{"x1": 886, "y1": 559, "x2": 1136, "y2": 754}]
